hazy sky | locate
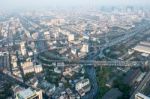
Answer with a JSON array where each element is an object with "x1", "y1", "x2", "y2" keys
[{"x1": 0, "y1": 0, "x2": 150, "y2": 9}]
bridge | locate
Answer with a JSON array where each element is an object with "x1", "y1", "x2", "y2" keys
[{"x1": 38, "y1": 56, "x2": 148, "y2": 67}]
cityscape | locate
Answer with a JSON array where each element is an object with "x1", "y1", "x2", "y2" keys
[{"x1": 0, "y1": 0, "x2": 150, "y2": 99}]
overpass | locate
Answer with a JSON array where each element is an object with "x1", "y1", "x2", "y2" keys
[{"x1": 38, "y1": 56, "x2": 147, "y2": 67}]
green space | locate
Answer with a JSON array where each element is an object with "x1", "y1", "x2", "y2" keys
[
  {"x1": 38, "y1": 50, "x2": 66, "y2": 60},
  {"x1": 113, "y1": 77, "x2": 131, "y2": 99},
  {"x1": 37, "y1": 50, "x2": 68, "y2": 65},
  {"x1": 24, "y1": 72, "x2": 35, "y2": 81},
  {"x1": 95, "y1": 67, "x2": 131, "y2": 99},
  {"x1": 43, "y1": 66, "x2": 61, "y2": 87},
  {"x1": 96, "y1": 67, "x2": 113, "y2": 99},
  {"x1": 64, "y1": 81, "x2": 72, "y2": 88},
  {"x1": 103, "y1": 44, "x2": 128, "y2": 59}
]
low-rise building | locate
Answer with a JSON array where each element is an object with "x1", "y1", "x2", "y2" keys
[
  {"x1": 80, "y1": 44, "x2": 88, "y2": 53},
  {"x1": 15, "y1": 87, "x2": 43, "y2": 99},
  {"x1": 66, "y1": 88, "x2": 76, "y2": 99},
  {"x1": 133, "y1": 41, "x2": 150, "y2": 54},
  {"x1": 40, "y1": 80, "x2": 56, "y2": 96}
]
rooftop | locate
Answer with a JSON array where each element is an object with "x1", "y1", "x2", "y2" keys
[{"x1": 17, "y1": 88, "x2": 36, "y2": 99}]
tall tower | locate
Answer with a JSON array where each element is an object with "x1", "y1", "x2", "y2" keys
[
  {"x1": 89, "y1": 0, "x2": 96, "y2": 10},
  {"x1": 16, "y1": 51, "x2": 25, "y2": 82}
]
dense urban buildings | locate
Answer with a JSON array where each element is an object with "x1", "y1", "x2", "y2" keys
[{"x1": 0, "y1": 0, "x2": 150, "y2": 99}]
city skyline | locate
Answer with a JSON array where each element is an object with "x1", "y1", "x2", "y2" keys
[{"x1": 0, "y1": 0, "x2": 150, "y2": 9}]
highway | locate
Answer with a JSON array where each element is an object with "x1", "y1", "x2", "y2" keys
[
  {"x1": 88, "y1": 20, "x2": 150, "y2": 60},
  {"x1": 38, "y1": 56, "x2": 143, "y2": 67},
  {"x1": 0, "y1": 72, "x2": 28, "y2": 88}
]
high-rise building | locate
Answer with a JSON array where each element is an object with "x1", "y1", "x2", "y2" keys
[
  {"x1": 20, "y1": 42, "x2": 26, "y2": 56},
  {"x1": 68, "y1": 34, "x2": 74, "y2": 42}
]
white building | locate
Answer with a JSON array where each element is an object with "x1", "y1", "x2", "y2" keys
[
  {"x1": 11, "y1": 55, "x2": 18, "y2": 68},
  {"x1": 68, "y1": 34, "x2": 74, "y2": 42},
  {"x1": 20, "y1": 42, "x2": 26, "y2": 56},
  {"x1": 15, "y1": 88, "x2": 43, "y2": 99},
  {"x1": 22, "y1": 64, "x2": 43, "y2": 74},
  {"x1": 80, "y1": 44, "x2": 89, "y2": 53},
  {"x1": 135, "y1": 93, "x2": 150, "y2": 99},
  {"x1": 133, "y1": 41, "x2": 150, "y2": 54},
  {"x1": 75, "y1": 79, "x2": 91, "y2": 96},
  {"x1": 71, "y1": 48, "x2": 77, "y2": 55}
]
